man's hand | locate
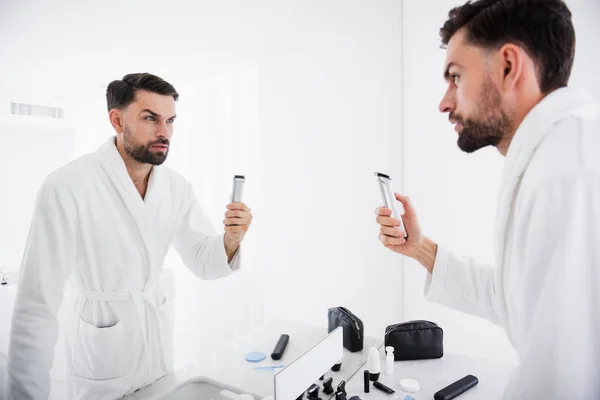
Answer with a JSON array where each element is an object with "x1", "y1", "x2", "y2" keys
[
  {"x1": 223, "y1": 202, "x2": 253, "y2": 260},
  {"x1": 375, "y1": 193, "x2": 437, "y2": 274}
]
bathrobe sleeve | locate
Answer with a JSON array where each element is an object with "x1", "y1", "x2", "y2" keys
[
  {"x1": 8, "y1": 182, "x2": 77, "y2": 400},
  {"x1": 173, "y1": 184, "x2": 241, "y2": 280},
  {"x1": 423, "y1": 245, "x2": 508, "y2": 327}
]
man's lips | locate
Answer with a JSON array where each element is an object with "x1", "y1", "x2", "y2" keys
[{"x1": 450, "y1": 119, "x2": 463, "y2": 132}]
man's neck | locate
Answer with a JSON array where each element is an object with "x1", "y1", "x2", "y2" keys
[
  {"x1": 496, "y1": 90, "x2": 546, "y2": 157},
  {"x1": 496, "y1": 132, "x2": 515, "y2": 157},
  {"x1": 115, "y1": 140, "x2": 152, "y2": 198}
]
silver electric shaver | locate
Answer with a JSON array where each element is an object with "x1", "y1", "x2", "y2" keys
[
  {"x1": 375, "y1": 172, "x2": 407, "y2": 239},
  {"x1": 231, "y1": 175, "x2": 245, "y2": 203}
]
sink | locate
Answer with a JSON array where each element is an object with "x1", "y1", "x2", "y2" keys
[{"x1": 156, "y1": 377, "x2": 262, "y2": 400}]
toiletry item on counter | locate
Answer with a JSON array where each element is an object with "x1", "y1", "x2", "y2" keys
[
  {"x1": 331, "y1": 360, "x2": 342, "y2": 371},
  {"x1": 399, "y1": 378, "x2": 420, "y2": 393},
  {"x1": 364, "y1": 370, "x2": 370, "y2": 393},
  {"x1": 271, "y1": 334, "x2": 290, "y2": 360},
  {"x1": 245, "y1": 352, "x2": 266, "y2": 362},
  {"x1": 367, "y1": 347, "x2": 381, "y2": 381},
  {"x1": 434, "y1": 375, "x2": 479, "y2": 400},
  {"x1": 337, "y1": 380, "x2": 347, "y2": 397},
  {"x1": 328, "y1": 307, "x2": 364, "y2": 352},
  {"x1": 335, "y1": 392, "x2": 348, "y2": 400},
  {"x1": 323, "y1": 377, "x2": 334, "y2": 395},
  {"x1": 385, "y1": 346, "x2": 395, "y2": 375},
  {"x1": 307, "y1": 383, "x2": 320, "y2": 400},
  {"x1": 385, "y1": 320, "x2": 443, "y2": 361},
  {"x1": 373, "y1": 381, "x2": 395, "y2": 394}
]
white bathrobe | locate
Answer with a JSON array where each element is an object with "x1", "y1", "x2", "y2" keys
[
  {"x1": 425, "y1": 87, "x2": 600, "y2": 399},
  {"x1": 7, "y1": 137, "x2": 241, "y2": 400}
]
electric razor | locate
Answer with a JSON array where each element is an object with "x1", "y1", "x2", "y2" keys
[
  {"x1": 231, "y1": 175, "x2": 245, "y2": 203},
  {"x1": 375, "y1": 172, "x2": 407, "y2": 239}
]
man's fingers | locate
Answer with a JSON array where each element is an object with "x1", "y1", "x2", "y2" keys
[
  {"x1": 225, "y1": 210, "x2": 253, "y2": 219},
  {"x1": 225, "y1": 210, "x2": 243, "y2": 218},
  {"x1": 375, "y1": 207, "x2": 392, "y2": 216},
  {"x1": 224, "y1": 218, "x2": 252, "y2": 226},
  {"x1": 380, "y1": 226, "x2": 405, "y2": 238},
  {"x1": 225, "y1": 225, "x2": 250, "y2": 233},
  {"x1": 394, "y1": 194, "x2": 415, "y2": 217},
  {"x1": 376, "y1": 215, "x2": 403, "y2": 227},
  {"x1": 227, "y1": 202, "x2": 251, "y2": 212},
  {"x1": 379, "y1": 233, "x2": 406, "y2": 246}
]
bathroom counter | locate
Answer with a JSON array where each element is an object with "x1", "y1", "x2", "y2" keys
[
  {"x1": 126, "y1": 318, "x2": 515, "y2": 399},
  {"x1": 126, "y1": 318, "x2": 382, "y2": 399},
  {"x1": 344, "y1": 349, "x2": 515, "y2": 399},
  {"x1": 1, "y1": 286, "x2": 515, "y2": 400}
]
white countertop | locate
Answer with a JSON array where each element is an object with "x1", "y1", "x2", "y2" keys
[
  {"x1": 2, "y1": 284, "x2": 517, "y2": 400},
  {"x1": 126, "y1": 318, "x2": 515, "y2": 400},
  {"x1": 126, "y1": 318, "x2": 383, "y2": 399},
  {"x1": 344, "y1": 349, "x2": 515, "y2": 399}
]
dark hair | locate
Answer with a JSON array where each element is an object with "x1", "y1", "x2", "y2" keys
[
  {"x1": 106, "y1": 73, "x2": 179, "y2": 111},
  {"x1": 439, "y1": 0, "x2": 576, "y2": 94}
]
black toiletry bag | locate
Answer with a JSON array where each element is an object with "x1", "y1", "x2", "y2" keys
[
  {"x1": 328, "y1": 307, "x2": 364, "y2": 352},
  {"x1": 384, "y1": 320, "x2": 443, "y2": 361}
]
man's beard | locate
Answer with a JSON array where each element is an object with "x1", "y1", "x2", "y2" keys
[
  {"x1": 123, "y1": 126, "x2": 169, "y2": 166},
  {"x1": 452, "y1": 77, "x2": 511, "y2": 153}
]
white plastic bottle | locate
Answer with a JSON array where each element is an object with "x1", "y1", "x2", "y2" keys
[
  {"x1": 367, "y1": 346, "x2": 381, "y2": 381},
  {"x1": 385, "y1": 346, "x2": 395, "y2": 376}
]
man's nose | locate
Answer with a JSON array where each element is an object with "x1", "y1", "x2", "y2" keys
[
  {"x1": 439, "y1": 87, "x2": 455, "y2": 114},
  {"x1": 156, "y1": 122, "x2": 172, "y2": 138}
]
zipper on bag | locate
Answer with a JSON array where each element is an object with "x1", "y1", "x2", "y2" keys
[
  {"x1": 338, "y1": 307, "x2": 361, "y2": 340},
  {"x1": 384, "y1": 320, "x2": 438, "y2": 340}
]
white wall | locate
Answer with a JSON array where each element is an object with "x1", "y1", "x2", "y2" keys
[
  {"x1": 0, "y1": 119, "x2": 75, "y2": 269},
  {"x1": 401, "y1": 0, "x2": 600, "y2": 365},
  {"x1": 568, "y1": 0, "x2": 600, "y2": 97}
]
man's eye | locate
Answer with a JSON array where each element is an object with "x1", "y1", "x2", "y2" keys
[
  {"x1": 167, "y1": 119, "x2": 174, "y2": 124},
  {"x1": 451, "y1": 74, "x2": 460, "y2": 84},
  {"x1": 145, "y1": 116, "x2": 156, "y2": 121}
]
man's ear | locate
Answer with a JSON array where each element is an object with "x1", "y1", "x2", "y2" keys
[
  {"x1": 109, "y1": 108, "x2": 125, "y2": 134},
  {"x1": 498, "y1": 43, "x2": 524, "y2": 91}
]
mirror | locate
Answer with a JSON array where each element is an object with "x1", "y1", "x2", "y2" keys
[{"x1": 1, "y1": 1, "x2": 400, "y2": 399}]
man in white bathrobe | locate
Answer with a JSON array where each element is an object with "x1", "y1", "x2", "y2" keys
[
  {"x1": 376, "y1": 1, "x2": 600, "y2": 398},
  {"x1": 8, "y1": 73, "x2": 253, "y2": 399}
]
